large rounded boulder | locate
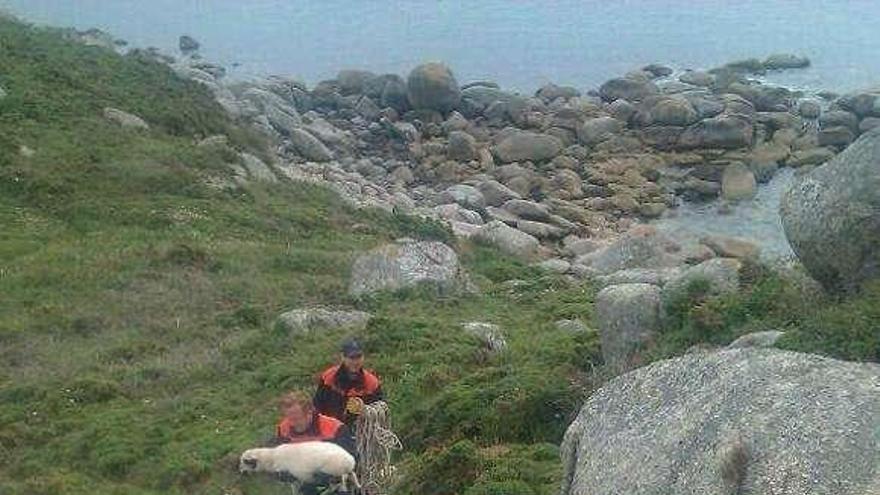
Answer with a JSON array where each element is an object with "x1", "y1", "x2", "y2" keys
[
  {"x1": 349, "y1": 239, "x2": 465, "y2": 296},
  {"x1": 561, "y1": 348, "x2": 880, "y2": 495},
  {"x1": 407, "y1": 62, "x2": 461, "y2": 113},
  {"x1": 780, "y1": 127, "x2": 880, "y2": 293}
]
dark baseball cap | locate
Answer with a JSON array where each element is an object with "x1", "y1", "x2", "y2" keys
[{"x1": 340, "y1": 339, "x2": 364, "y2": 358}]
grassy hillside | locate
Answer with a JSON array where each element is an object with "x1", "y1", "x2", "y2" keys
[{"x1": 0, "y1": 16, "x2": 876, "y2": 495}]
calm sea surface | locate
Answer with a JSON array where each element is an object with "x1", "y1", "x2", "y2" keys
[{"x1": 2, "y1": 0, "x2": 879, "y2": 93}]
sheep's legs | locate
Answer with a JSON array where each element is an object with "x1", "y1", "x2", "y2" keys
[
  {"x1": 289, "y1": 480, "x2": 302, "y2": 495},
  {"x1": 338, "y1": 472, "x2": 361, "y2": 494}
]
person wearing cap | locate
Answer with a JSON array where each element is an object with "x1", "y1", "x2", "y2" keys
[{"x1": 314, "y1": 339, "x2": 384, "y2": 424}]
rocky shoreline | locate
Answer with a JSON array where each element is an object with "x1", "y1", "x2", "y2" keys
[{"x1": 75, "y1": 30, "x2": 880, "y2": 272}]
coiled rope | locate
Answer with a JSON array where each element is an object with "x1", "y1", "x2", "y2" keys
[{"x1": 355, "y1": 401, "x2": 402, "y2": 494}]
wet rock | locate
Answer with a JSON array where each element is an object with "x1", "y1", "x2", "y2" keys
[
  {"x1": 277, "y1": 308, "x2": 371, "y2": 336},
  {"x1": 679, "y1": 70, "x2": 714, "y2": 87},
  {"x1": 349, "y1": 239, "x2": 464, "y2": 296},
  {"x1": 721, "y1": 162, "x2": 757, "y2": 201},
  {"x1": 763, "y1": 53, "x2": 810, "y2": 70},
  {"x1": 781, "y1": 128, "x2": 880, "y2": 293},
  {"x1": 407, "y1": 62, "x2": 461, "y2": 113},
  {"x1": 536, "y1": 83, "x2": 581, "y2": 101},
  {"x1": 679, "y1": 114, "x2": 753, "y2": 149},
  {"x1": 649, "y1": 97, "x2": 698, "y2": 126},
  {"x1": 598, "y1": 77, "x2": 659, "y2": 102},
  {"x1": 787, "y1": 147, "x2": 835, "y2": 167},
  {"x1": 817, "y1": 126, "x2": 855, "y2": 148},
  {"x1": 560, "y1": 348, "x2": 880, "y2": 495},
  {"x1": 798, "y1": 99, "x2": 822, "y2": 119},
  {"x1": 595, "y1": 283, "x2": 662, "y2": 372},
  {"x1": 473, "y1": 221, "x2": 540, "y2": 259},
  {"x1": 819, "y1": 110, "x2": 859, "y2": 132},
  {"x1": 700, "y1": 234, "x2": 761, "y2": 259},
  {"x1": 492, "y1": 131, "x2": 563, "y2": 163}
]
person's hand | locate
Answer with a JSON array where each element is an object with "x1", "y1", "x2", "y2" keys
[{"x1": 345, "y1": 397, "x2": 364, "y2": 415}]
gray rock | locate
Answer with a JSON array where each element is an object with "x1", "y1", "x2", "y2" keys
[
  {"x1": 817, "y1": 126, "x2": 855, "y2": 148},
  {"x1": 836, "y1": 91, "x2": 880, "y2": 118},
  {"x1": 781, "y1": 127, "x2": 880, "y2": 293},
  {"x1": 650, "y1": 97, "x2": 698, "y2": 126},
  {"x1": 593, "y1": 267, "x2": 683, "y2": 289},
  {"x1": 473, "y1": 221, "x2": 540, "y2": 259},
  {"x1": 577, "y1": 117, "x2": 624, "y2": 146},
  {"x1": 763, "y1": 53, "x2": 811, "y2": 70},
  {"x1": 860, "y1": 117, "x2": 880, "y2": 133},
  {"x1": 478, "y1": 180, "x2": 522, "y2": 206},
  {"x1": 492, "y1": 131, "x2": 563, "y2": 163},
  {"x1": 380, "y1": 75, "x2": 410, "y2": 112},
  {"x1": 447, "y1": 130, "x2": 479, "y2": 161},
  {"x1": 179, "y1": 35, "x2": 200, "y2": 54},
  {"x1": 679, "y1": 70, "x2": 714, "y2": 87},
  {"x1": 239, "y1": 152, "x2": 277, "y2": 182},
  {"x1": 433, "y1": 203, "x2": 483, "y2": 225},
  {"x1": 662, "y1": 257, "x2": 742, "y2": 305},
  {"x1": 721, "y1": 162, "x2": 757, "y2": 201},
  {"x1": 595, "y1": 283, "x2": 662, "y2": 372},
  {"x1": 535, "y1": 258, "x2": 571, "y2": 273},
  {"x1": 276, "y1": 308, "x2": 371, "y2": 336},
  {"x1": 787, "y1": 147, "x2": 836, "y2": 167},
  {"x1": 700, "y1": 235, "x2": 761, "y2": 259},
  {"x1": 536, "y1": 83, "x2": 581, "y2": 101},
  {"x1": 462, "y1": 322, "x2": 506, "y2": 352},
  {"x1": 0, "y1": 86, "x2": 6, "y2": 99},
  {"x1": 555, "y1": 319, "x2": 588, "y2": 333},
  {"x1": 439, "y1": 184, "x2": 485, "y2": 210},
  {"x1": 103, "y1": 107, "x2": 149, "y2": 130},
  {"x1": 726, "y1": 330, "x2": 785, "y2": 349},
  {"x1": 502, "y1": 199, "x2": 552, "y2": 222},
  {"x1": 819, "y1": 110, "x2": 859, "y2": 132},
  {"x1": 679, "y1": 114, "x2": 753, "y2": 149},
  {"x1": 560, "y1": 349, "x2": 880, "y2": 495},
  {"x1": 289, "y1": 128, "x2": 333, "y2": 162},
  {"x1": 575, "y1": 226, "x2": 684, "y2": 276},
  {"x1": 407, "y1": 62, "x2": 461, "y2": 113},
  {"x1": 336, "y1": 69, "x2": 377, "y2": 95},
  {"x1": 798, "y1": 99, "x2": 822, "y2": 119},
  {"x1": 599, "y1": 77, "x2": 659, "y2": 102},
  {"x1": 516, "y1": 219, "x2": 565, "y2": 240},
  {"x1": 354, "y1": 96, "x2": 381, "y2": 120},
  {"x1": 349, "y1": 239, "x2": 464, "y2": 296},
  {"x1": 642, "y1": 64, "x2": 673, "y2": 78},
  {"x1": 562, "y1": 238, "x2": 602, "y2": 257}
]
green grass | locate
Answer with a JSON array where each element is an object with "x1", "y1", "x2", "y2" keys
[
  {"x1": 1, "y1": 15, "x2": 877, "y2": 495},
  {"x1": 0, "y1": 18, "x2": 597, "y2": 495}
]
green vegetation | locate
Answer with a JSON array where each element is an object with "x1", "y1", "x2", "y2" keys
[
  {"x1": 0, "y1": 15, "x2": 876, "y2": 495},
  {"x1": 0, "y1": 18, "x2": 595, "y2": 495}
]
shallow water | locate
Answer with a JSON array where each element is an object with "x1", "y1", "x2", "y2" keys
[
  {"x1": 3, "y1": 0, "x2": 879, "y2": 93},
  {"x1": 653, "y1": 168, "x2": 799, "y2": 261}
]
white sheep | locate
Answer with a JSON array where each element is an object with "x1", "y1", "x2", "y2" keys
[{"x1": 239, "y1": 441, "x2": 361, "y2": 494}]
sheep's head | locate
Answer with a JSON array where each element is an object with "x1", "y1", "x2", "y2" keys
[{"x1": 239, "y1": 449, "x2": 263, "y2": 473}]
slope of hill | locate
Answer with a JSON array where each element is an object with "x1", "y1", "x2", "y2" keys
[{"x1": 0, "y1": 17, "x2": 876, "y2": 495}]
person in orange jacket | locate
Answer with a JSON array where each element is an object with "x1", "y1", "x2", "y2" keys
[
  {"x1": 314, "y1": 339, "x2": 384, "y2": 424},
  {"x1": 270, "y1": 390, "x2": 355, "y2": 455}
]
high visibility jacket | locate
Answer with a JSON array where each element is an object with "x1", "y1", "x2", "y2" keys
[
  {"x1": 275, "y1": 413, "x2": 342, "y2": 443},
  {"x1": 314, "y1": 365, "x2": 384, "y2": 422}
]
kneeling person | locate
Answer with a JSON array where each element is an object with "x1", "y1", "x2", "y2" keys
[{"x1": 271, "y1": 391, "x2": 355, "y2": 493}]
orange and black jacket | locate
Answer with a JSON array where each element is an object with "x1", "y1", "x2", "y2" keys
[
  {"x1": 314, "y1": 364, "x2": 384, "y2": 423},
  {"x1": 272, "y1": 412, "x2": 355, "y2": 455}
]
